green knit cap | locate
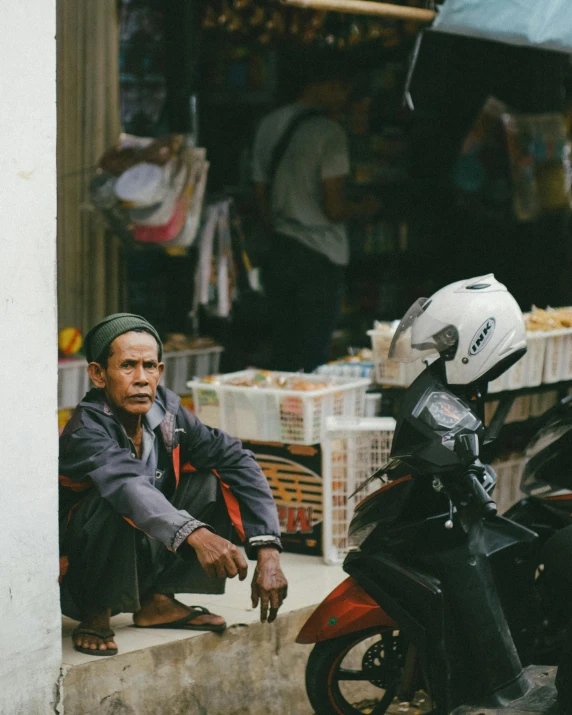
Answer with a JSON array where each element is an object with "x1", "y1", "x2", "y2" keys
[{"x1": 84, "y1": 313, "x2": 163, "y2": 363}]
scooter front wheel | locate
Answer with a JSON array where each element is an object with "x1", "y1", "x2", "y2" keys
[{"x1": 305, "y1": 627, "x2": 419, "y2": 715}]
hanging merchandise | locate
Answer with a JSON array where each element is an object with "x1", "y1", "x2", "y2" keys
[
  {"x1": 432, "y1": 0, "x2": 572, "y2": 54},
  {"x1": 166, "y1": 149, "x2": 210, "y2": 249},
  {"x1": 502, "y1": 112, "x2": 572, "y2": 221},
  {"x1": 192, "y1": 199, "x2": 237, "y2": 319},
  {"x1": 201, "y1": 0, "x2": 431, "y2": 50},
  {"x1": 90, "y1": 135, "x2": 209, "y2": 249},
  {"x1": 452, "y1": 97, "x2": 513, "y2": 220}
]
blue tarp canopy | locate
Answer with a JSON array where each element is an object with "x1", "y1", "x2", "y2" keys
[{"x1": 432, "y1": 0, "x2": 572, "y2": 54}]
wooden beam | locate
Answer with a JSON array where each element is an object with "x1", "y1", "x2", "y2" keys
[{"x1": 281, "y1": 0, "x2": 436, "y2": 22}]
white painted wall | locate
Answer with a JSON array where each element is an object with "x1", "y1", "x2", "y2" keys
[{"x1": 0, "y1": 2, "x2": 60, "y2": 714}]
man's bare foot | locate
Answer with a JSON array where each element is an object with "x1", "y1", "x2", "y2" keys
[
  {"x1": 73, "y1": 608, "x2": 118, "y2": 653},
  {"x1": 133, "y1": 593, "x2": 225, "y2": 629}
]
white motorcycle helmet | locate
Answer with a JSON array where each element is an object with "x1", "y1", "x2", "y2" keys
[{"x1": 389, "y1": 274, "x2": 527, "y2": 385}]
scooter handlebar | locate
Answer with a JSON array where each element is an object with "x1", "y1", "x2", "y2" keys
[{"x1": 464, "y1": 466, "x2": 497, "y2": 518}]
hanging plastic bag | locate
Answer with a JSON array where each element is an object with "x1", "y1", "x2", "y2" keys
[{"x1": 432, "y1": 0, "x2": 572, "y2": 53}]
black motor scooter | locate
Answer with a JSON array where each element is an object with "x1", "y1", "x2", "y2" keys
[{"x1": 299, "y1": 359, "x2": 563, "y2": 715}]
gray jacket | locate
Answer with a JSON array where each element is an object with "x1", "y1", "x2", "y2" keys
[{"x1": 59, "y1": 386, "x2": 281, "y2": 557}]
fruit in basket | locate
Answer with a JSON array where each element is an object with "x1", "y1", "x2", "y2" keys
[
  {"x1": 58, "y1": 327, "x2": 83, "y2": 355},
  {"x1": 214, "y1": 370, "x2": 333, "y2": 391},
  {"x1": 288, "y1": 379, "x2": 329, "y2": 391},
  {"x1": 200, "y1": 375, "x2": 222, "y2": 384},
  {"x1": 554, "y1": 308, "x2": 572, "y2": 328}
]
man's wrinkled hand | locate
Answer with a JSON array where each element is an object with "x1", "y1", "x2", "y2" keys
[
  {"x1": 186, "y1": 528, "x2": 248, "y2": 580},
  {"x1": 251, "y1": 548, "x2": 288, "y2": 623}
]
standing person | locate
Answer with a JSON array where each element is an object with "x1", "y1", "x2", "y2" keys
[
  {"x1": 59, "y1": 313, "x2": 287, "y2": 656},
  {"x1": 252, "y1": 52, "x2": 380, "y2": 372}
]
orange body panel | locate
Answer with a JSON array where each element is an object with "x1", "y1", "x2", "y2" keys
[{"x1": 297, "y1": 576, "x2": 396, "y2": 644}]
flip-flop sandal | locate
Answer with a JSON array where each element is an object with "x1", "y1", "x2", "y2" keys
[
  {"x1": 72, "y1": 628, "x2": 118, "y2": 656},
  {"x1": 133, "y1": 605, "x2": 226, "y2": 633}
]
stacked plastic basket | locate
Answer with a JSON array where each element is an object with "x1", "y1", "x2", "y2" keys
[
  {"x1": 188, "y1": 370, "x2": 370, "y2": 445},
  {"x1": 57, "y1": 345, "x2": 223, "y2": 409},
  {"x1": 369, "y1": 320, "x2": 572, "y2": 391},
  {"x1": 321, "y1": 416, "x2": 396, "y2": 564}
]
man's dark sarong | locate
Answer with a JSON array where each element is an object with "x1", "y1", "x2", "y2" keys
[{"x1": 60, "y1": 470, "x2": 233, "y2": 621}]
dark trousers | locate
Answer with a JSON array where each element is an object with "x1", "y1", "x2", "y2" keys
[
  {"x1": 60, "y1": 470, "x2": 233, "y2": 621},
  {"x1": 263, "y1": 234, "x2": 344, "y2": 373}
]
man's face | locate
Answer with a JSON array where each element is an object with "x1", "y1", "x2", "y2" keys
[{"x1": 89, "y1": 331, "x2": 164, "y2": 418}]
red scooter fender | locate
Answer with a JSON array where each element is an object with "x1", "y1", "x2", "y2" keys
[{"x1": 296, "y1": 576, "x2": 396, "y2": 644}]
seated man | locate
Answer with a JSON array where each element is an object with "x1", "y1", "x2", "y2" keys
[{"x1": 59, "y1": 313, "x2": 287, "y2": 656}]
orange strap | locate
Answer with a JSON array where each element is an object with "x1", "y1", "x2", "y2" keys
[
  {"x1": 59, "y1": 474, "x2": 93, "y2": 492},
  {"x1": 213, "y1": 469, "x2": 246, "y2": 542},
  {"x1": 173, "y1": 444, "x2": 181, "y2": 488}
]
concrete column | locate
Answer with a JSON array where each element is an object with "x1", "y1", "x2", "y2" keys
[{"x1": 0, "y1": 2, "x2": 60, "y2": 714}]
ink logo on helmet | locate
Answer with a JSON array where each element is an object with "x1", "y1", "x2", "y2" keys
[{"x1": 469, "y1": 318, "x2": 496, "y2": 356}]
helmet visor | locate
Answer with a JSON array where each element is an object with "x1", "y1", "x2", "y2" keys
[{"x1": 389, "y1": 298, "x2": 458, "y2": 363}]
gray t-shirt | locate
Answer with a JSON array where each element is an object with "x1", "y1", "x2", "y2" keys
[{"x1": 252, "y1": 103, "x2": 351, "y2": 266}]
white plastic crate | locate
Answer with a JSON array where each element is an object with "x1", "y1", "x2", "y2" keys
[
  {"x1": 368, "y1": 327, "x2": 424, "y2": 386},
  {"x1": 322, "y1": 416, "x2": 396, "y2": 564},
  {"x1": 507, "y1": 332, "x2": 546, "y2": 389},
  {"x1": 489, "y1": 331, "x2": 547, "y2": 392},
  {"x1": 58, "y1": 359, "x2": 91, "y2": 409},
  {"x1": 524, "y1": 333, "x2": 547, "y2": 387},
  {"x1": 543, "y1": 329, "x2": 572, "y2": 383},
  {"x1": 491, "y1": 457, "x2": 525, "y2": 514},
  {"x1": 188, "y1": 370, "x2": 370, "y2": 445},
  {"x1": 162, "y1": 346, "x2": 223, "y2": 394}
]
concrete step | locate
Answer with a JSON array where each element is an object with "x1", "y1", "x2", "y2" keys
[{"x1": 60, "y1": 553, "x2": 345, "y2": 715}]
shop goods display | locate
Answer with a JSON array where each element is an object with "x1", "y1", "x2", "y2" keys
[
  {"x1": 188, "y1": 370, "x2": 370, "y2": 444},
  {"x1": 242, "y1": 440, "x2": 324, "y2": 555},
  {"x1": 202, "y1": 0, "x2": 430, "y2": 50},
  {"x1": 58, "y1": 327, "x2": 83, "y2": 356},
  {"x1": 315, "y1": 348, "x2": 375, "y2": 381},
  {"x1": 502, "y1": 113, "x2": 571, "y2": 222},
  {"x1": 433, "y1": 0, "x2": 572, "y2": 54},
  {"x1": 321, "y1": 416, "x2": 396, "y2": 564}
]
